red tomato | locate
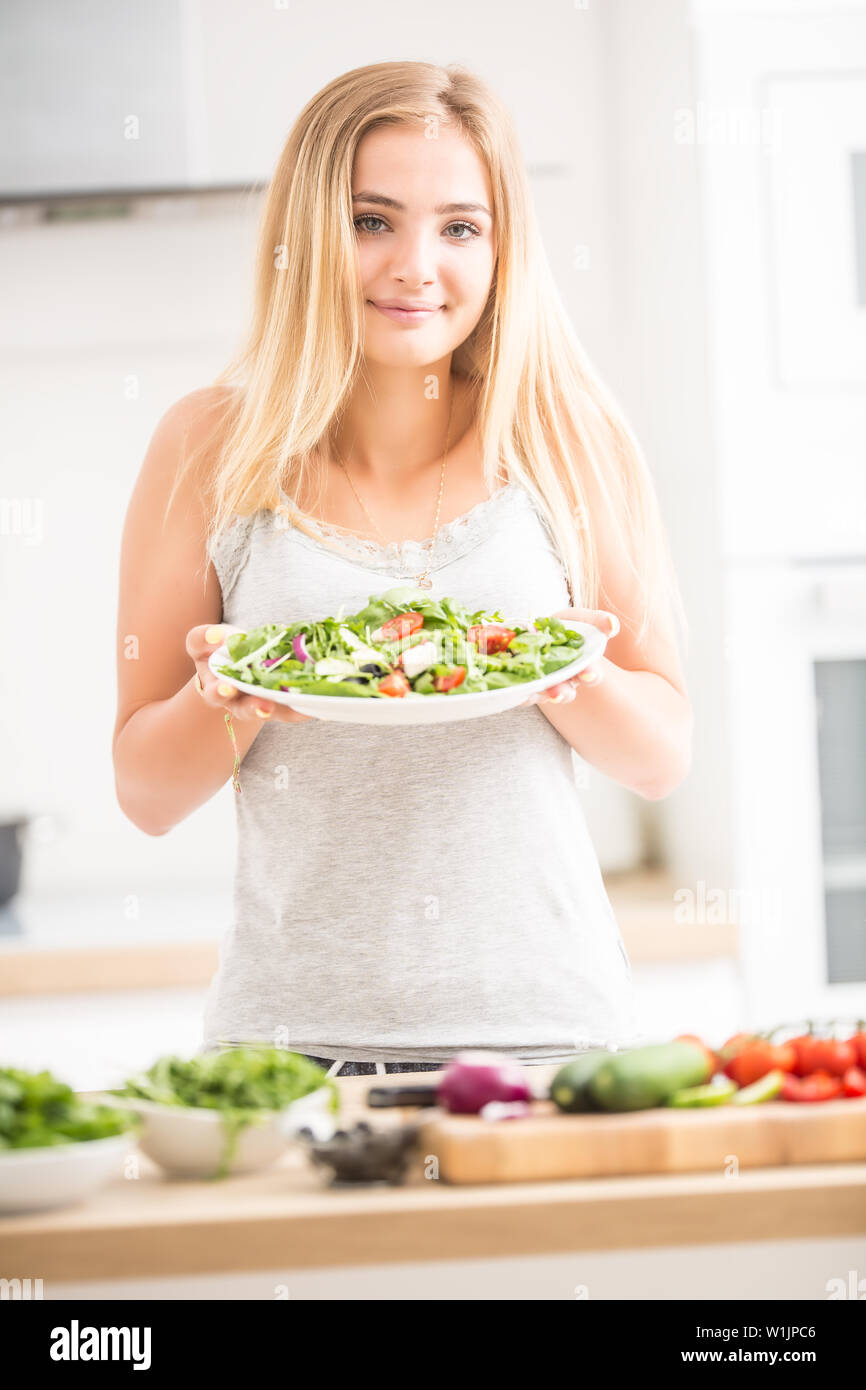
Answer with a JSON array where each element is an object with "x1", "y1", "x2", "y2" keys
[
  {"x1": 466, "y1": 624, "x2": 516, "y2": 655},
  {"x1": 718, "y1": 1032, "x2": 757, "y2": 1062},
  {"x1": 379, "y1": 671, "x2": 411, "y2": 698},
  {"x1": 787, "y1": 1034, "x2": 819, "y2": 1076},
  {"x1": 842, "y1": 1066, "x2": 866, "y2": 1098},
  {"x1": 781, "y1": 1071, "x2": 843, "y2": 1102},
  {"x1": 675, "y1": 1034, "x2": 719, "y2": 1079},
  {"x1": 724, "y1": 1040, "x2": 796, "y2": 1087},
  {"x1": 433, "y1": 666, "x2": 466, "y2": 692},
  {"x1": 846, "y1": 1031, "x2": 866, "y2": 1071},
  {"x1": 379, "y1": 612, "x2": 424, "y2": 641},
  {"x1": 792, "y1": 1036, "x2": 857, "y2": 1077}
]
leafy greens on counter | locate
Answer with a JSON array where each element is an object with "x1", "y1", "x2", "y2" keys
[{"x1": 0, "y1": 1067, "x2": 138, "y2": 1149}]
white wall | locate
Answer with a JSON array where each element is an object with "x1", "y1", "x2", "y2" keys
[{"x1": 602, "y1": 0, "x2": 734, "y2": 891}]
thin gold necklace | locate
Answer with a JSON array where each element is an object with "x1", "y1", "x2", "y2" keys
[{"x1": 334, "y1": 386, "x2": 455, "y2": 590}]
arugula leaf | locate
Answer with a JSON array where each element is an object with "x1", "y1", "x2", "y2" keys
[
  {"x1": 112, "y1": 1047, "x2": 339, "y2": 1179},
  {"x1": 215, "y1": 593, "x2": 584, "y2": 699},
  {"x1": 0, "y1": 1067, "x2": 138, "y2": 1149}
]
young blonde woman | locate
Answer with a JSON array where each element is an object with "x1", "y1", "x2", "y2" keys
[{"x1": 113, "y1": 62, "x2": 692, "y2": 1080}]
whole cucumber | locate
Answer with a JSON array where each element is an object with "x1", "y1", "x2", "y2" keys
[
  {"x1": 549, "y1": 1051, "x2": 613, "y2": 1113},
  {"x1": 589, "y1": 1041, "x2": 711, "y2": 1112}
]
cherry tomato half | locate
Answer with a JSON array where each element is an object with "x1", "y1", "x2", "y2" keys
[
  {"x1": 379, "y1": 671, "x2": 411, "y2": 698},
  {"x1": 466, "y1": 624, "x2": 516, "y2": 655},
  {"x1": 433, "y1": 666, "x2": 466, "y2": 692},
  {"x1": 379, "y1": 612, "x2": 425, "y2": 642}
]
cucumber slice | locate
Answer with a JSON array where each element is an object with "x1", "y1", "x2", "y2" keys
[
  {"x1": 730, "y1": 1069, "x2": 785, "y2": 1105},
  {"x1": 667, "y1": 1077, "x2": 737, "y2": 1107}
]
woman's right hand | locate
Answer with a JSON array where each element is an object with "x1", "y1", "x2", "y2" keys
[{"x1": 187, "y1": 623, "x2": 315, "y2": 724}]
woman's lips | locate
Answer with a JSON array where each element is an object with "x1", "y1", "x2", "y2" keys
[{"x1": 370, "y1": 302, "x2": 443, "y2": 325}]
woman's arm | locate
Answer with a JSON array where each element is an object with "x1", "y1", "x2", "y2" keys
[
  {"x1": 535, "y1": 460, "x2": 693, "y2": 799},
  {"x1": 112, "y1": 390, "x2": 268, "y2": 836},
  {"x1": 538, "y1": 610, "x2": 693, "y2": 800}
]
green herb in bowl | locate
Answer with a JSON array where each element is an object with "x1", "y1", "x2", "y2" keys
[
  {"x1": 111, "y1": 1047, "x2": 339, "y2": 1178},
  {"x1": 0, "y1": 1067, "x2": 138, "y2": 1149}
]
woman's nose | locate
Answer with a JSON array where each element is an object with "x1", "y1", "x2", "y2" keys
[{"x1": 389, "y1": 229, "x2": 439, "y2": 285}]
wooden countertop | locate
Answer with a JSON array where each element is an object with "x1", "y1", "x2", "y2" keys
[
  {"x1": 2, "y1": 1067, "x2": 862, "y2": 1282},
  {"x1": 0, "y1": 871, "x2": 738, "y2": 996}
]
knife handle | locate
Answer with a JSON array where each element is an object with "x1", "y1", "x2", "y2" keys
[{"x1": 366, "y1": 1084, "x2": 440, "y2": 1108}]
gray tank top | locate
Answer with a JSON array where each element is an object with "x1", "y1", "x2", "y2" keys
[{"x1": 203, "y1": 480, "x2": 637, "y2": 1063}]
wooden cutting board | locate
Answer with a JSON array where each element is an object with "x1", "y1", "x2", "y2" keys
[{"x1": 417, "y1": 1097, "x2": 866, "y2": 1184}]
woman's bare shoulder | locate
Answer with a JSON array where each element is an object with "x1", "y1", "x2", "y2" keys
[
  {"x1": 139, "y1": 384, "x2": 241, "y2": 504},
  {"x1": 158, "y1": 384, "x2": 241, "y2": 456}
]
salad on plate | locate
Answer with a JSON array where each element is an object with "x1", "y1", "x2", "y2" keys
[{"x1": 212, "y1": 585, "x2": 585, "y2": 700}]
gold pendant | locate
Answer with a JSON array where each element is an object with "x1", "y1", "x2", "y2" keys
[{"x1": 416, "y1": 574, "x2": 433, "y2": 589}]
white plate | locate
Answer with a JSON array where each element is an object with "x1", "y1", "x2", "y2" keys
[
  {"x1": 0, "y1": 1133, "x2": 135, "y2": 1213},
  {"x1": 208, "y1": 619, "x2": 607, "y2": 726},
  {"x1": 97, "y1": 1086, "x2": 336, "y2": 1178}
]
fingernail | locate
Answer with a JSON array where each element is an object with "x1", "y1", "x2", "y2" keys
[
  {"x1": 254, "y1": 706, "x2": 272, "y2": 719},
  {"x1": 577, "y1": 667, "x2": 601, "y2": 684},
  {"x1": 604, "y1": 613, "x2": 620, "y2": 638},
  {"x1": 205, "y1": 626, "x2": 226, "y2": 645},
  {"x1": 216, "y1": 682, "x2": 236, "y2": 698}
]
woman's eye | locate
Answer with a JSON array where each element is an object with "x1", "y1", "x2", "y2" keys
[
  {"x1": 354, "y1": 215, "x2": 388, "y2": 234},
  {"x1": 444, "y1": 221, "x2": 481, "y2": 240},
  {"x1": 353, "y1": 216, "x2": 482, "y2": 241}
]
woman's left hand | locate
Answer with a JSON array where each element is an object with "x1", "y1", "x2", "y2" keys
[{"x1": 520, "y1": 608, "x2": 620, "y2": 707}]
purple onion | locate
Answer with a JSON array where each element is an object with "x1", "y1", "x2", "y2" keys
[
  {"x1": 292, "y1": 633, "x2": 310, "y2": 663},
  {"x1": 437, "y1": 1051, "x2": 532, "y2": 1115}
]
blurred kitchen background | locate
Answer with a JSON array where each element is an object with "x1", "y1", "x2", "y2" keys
[{"x1": 1, "y1": 0, "x2": 865, "y2": 1089}]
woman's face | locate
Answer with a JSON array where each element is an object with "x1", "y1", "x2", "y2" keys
[{"x1": 351, "y1": 123, "x2": 497, "y2": 369}]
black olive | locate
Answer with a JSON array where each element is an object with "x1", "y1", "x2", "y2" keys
[{"x1": 359, "y1": 662, "x2": 387, "y2": 675}]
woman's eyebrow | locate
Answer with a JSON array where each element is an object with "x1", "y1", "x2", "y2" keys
[{"x1": 352, "y1": 191, "x2": 492, "y2": 217}]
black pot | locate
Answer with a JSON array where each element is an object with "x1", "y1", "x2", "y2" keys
[{"x1": 0, "y1": 818, "x2": 28, "y2": 906}]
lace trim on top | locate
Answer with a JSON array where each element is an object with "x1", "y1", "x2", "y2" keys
[{"x1": 274, "y1": 480, "x2": 531, "y2": 575}]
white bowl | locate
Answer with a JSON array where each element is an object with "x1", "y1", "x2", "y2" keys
[
  {"x1": 209, "y1": 619, "x2": 608, "y2": 725},
  {"x1": 100, "y1": 1087, "x2": 337, "y2": 1178},
  {"x1": 0, "y1": 1133, "x2": 134, "y2": 1213}
]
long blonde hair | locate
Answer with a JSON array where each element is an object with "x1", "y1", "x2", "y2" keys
[{"x1": 173, "y1": 60, "x2": 687, "y2": 653}]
